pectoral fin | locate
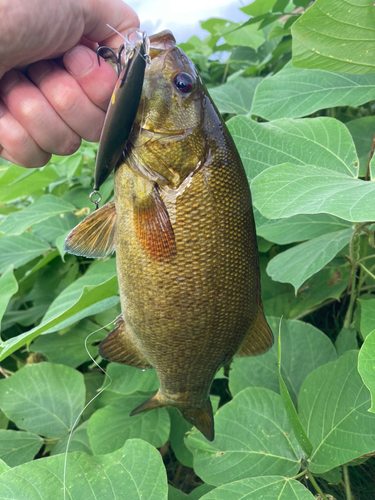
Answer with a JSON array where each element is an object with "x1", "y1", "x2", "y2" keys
[
  {"x1": 98, "y1": 315, "x2": 152, "y2": 369},
  {"x1": 133, "y1": 185, "x2": 176, "y2": 262},
  {"x1": 64, "y1": 201, "x2": 116, "y2": 258},
  {"x1": 235, "y1": 306, "x2": 274, "y2": 357}
]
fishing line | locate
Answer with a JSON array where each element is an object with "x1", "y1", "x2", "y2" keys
[
  {"x1": 63, "y1": 319, "x2": 115, "y2": 500},
  {"x1": 106, "y1": 24, "x2": 151, "y2": 66}
]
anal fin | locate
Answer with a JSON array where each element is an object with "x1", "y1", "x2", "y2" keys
[
  {"x1": 64, "y1": 201, "x2": 116, "y2": 258},
  {"x1": 134, "y1": 184, "x2": 176, "y2": 262},
  {"x1": 235, "y1": 306, "x2": 274, "y2": 357},
  {"x1": 98, "y1": 315, "x2": 152, "y2": 369}
]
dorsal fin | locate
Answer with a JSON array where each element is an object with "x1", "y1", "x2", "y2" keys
[
  {"x1": 64, "y1": 201, "x2": 116, "y2": 258},
  {"x1": 235, "y1": 306, "x2": 274, "y2": 357},
  {"x1": 133, "y1": 185, "x2": 176, "y2": 262}
]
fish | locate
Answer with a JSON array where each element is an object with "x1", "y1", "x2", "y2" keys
[{"x1": 64, "y1": 30, "x2": 273, "y2": 441}]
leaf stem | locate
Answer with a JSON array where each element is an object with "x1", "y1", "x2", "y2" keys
[
  {"x1": 343, "y1": 270, "x2": 357, "y2": 330},
  {"x1": 306, "y1": 470, "x2": 329, "y2": 500},
  {"x1": 343, "y1": 465, "x2": 353, "y2": 500},
  {"x1": 358, "y1": 262, "x2": 375, "y2": 281},
  {"x1": 293, "y1": 469, "x2": 308, "y2": 480}
]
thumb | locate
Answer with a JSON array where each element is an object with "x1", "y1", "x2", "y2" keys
[{"x1": 82, "y1": 0, "x2": 140, "y2": 48}]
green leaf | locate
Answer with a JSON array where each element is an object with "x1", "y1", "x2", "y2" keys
[
  {"x1": 104, "y1": 363, "x2": 159, "y2": 396},
  {"x1": 335, "y1": 328, "x2": 358, "y2": 357},
  {"x1": 266, "y1": 229, "x2": 352, "y2": 291},
  {"x1": 0, "y1": 233, "x2": 51, "y2": 274},
  {"x1": 0, "y1": 164, "x2": 58, "y2": 203},
  {"x1": 358, "y1": 299, "x2": 375, "y2": 339},
  {"x1": 299, "y1": 350, "x2": 375, "y2": 473},
  {"x1": 0, "y1": 275, "x2": 118, "y2": 362},
  {"x1": 0, "y1": 266, "x2": 18, "y2": 332},
  {"x1": 227, "y1": 116, "x2": 359, "y2": 181},
  {"x1": 277, "y1": 327, "x2": 313, "y2": 458},
  {"x1": 51, "y1": 421, "x2": 92, "y2": 456},
  {"x1": 33, "y1": 213, "x2": 76, "y2": 245},
  {"x1": 252, "y1": 63, "x2": 375, "y2": 120},
  {"x1": 199, "y1": 476, "x2": 315, "y2": 499},
  {"x1": 186, "y1": 388, "x2": 302, "y2": 486},
  {"x1": 30, "y1": 319, "x2": 107, "y2": 368},
  {"x1": 358, "y1": 329, "x2": 375, "y2": 412},
  {"x1": 241, "y1": 0, "x2": 277, "y2": 16},
  {"x1": 168, "y1": 408, "x2": 194, "y2": 467},
  {"x1": 292, "y1": 0, "x2": 375, "y2": 74},
  {"x1": 0, "y1": 362, "x2": 85, "y2": 438},
  {"x1": 0, "y1": 439, "x2": 168, "y2": 499},
  {"x1": 0, "y1": 195, "x2": 75, "y2": 236},
  {"x1": 188, "y1": 484, "x2": 215, "y2": 499},
  {"x1": 168, "y1": 485, "x2": 187, "y2": 500},
  {"x1": 345, "y1": 116, "x2": 375, "y2": 177},
  {"x1": 0, "y1": 459, "x2": 10, "y2": 475},
  {"x1": 230, "y1": 318, "x2": 337, "y2": 405},
  {"x1": 256, "y1": 212, "x2": 351, "y2": 244},
  {"x1": 252, "y1": 164, "x2": 375, "y2": 222},
  {"x1": 209, "y1": 78, "x2": 262, "y2": 115},
  {"x1": 223, "y1": 25, "x2": 265, "y2": 50},
  {"x1": 0, "y1": 411, "x2": 8, "y2": 430},
  {"x1": 0, "y1": 430, "x2": 43, "y2": 467},
  {"x1": 88, "y1": 392, "x2": 170, "y2": 454}
]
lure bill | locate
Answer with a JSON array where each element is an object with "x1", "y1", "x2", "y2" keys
[{"x1": 93, "y1": 30, "x2": 150, "y2": 197}]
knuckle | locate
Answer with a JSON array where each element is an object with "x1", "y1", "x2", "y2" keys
[{"x1": 54, "y1": 84, "x2": 80, "y2": 116}]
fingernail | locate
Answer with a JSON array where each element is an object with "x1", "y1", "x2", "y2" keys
[
  {"x1": 64, "y1": 46, "x2": 94, "y2": 78},
  {"x1": 0, "y1": 70, "x2": 21, "y2": 94}
]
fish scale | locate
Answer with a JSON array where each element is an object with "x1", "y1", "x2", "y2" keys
[{"x1": 64, "y1": 30, "x2": 273, "y2": 441}]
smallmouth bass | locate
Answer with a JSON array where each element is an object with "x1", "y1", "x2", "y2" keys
[{"x1": 65, "y1": 30, "x2": 273, "y2": 441}]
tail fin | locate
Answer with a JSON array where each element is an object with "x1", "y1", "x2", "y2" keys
[
  {"x1": 180, "y1": 399, "x2": 215, "y2": 442},
  {"x1": 130, "y1": 392, "x2": 215, "y2": 441}
]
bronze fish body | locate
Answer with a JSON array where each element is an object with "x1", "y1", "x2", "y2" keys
[{"x1": 64, "y1": 30, "x2": 273, "y2": 441}]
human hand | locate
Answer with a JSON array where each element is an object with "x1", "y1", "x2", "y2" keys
[{"x1": 0, "y1": 0, "x2": 139, "y2": 167}]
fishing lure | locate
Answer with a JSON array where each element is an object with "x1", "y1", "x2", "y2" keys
[{"x1": 90, "y1": 29, "x2": 150, "y2": 209}]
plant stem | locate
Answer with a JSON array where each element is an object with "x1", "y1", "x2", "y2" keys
[
  {"x1": 343, "y1": 271, "x2": 357, "y2": 330},
  {"x1": 293, "y1": 469, "x2": 307, "y2": 480},
  {"x1": 306, "y1": 470, "x2": 329, "y2": 500},
  {"x1": 359, "y1": 262, "x2": 375, "y2": 281},
  {"x1": 343, "y1": 465, "x2": 353, "y2": 500}
]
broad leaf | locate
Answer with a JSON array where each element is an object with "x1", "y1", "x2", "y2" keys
[
  {"x1": 0, "y1": 439, "x2": 168, "y2": 499},
  {"x1": 0, "y1": 195, "x2": 75, "y2": 236},
  {"x1": 0, "y1": 363, "x2": 85, "y2": 439},
  {"x1": 346, "y1": 116, "x2": 375, "y2": 177},
  {"x1": 0, "y1": 275, "x2": 118, "y2": 362},
  {"x1": 33, "y1": 213, "x2": 77, "y2": 246},
  {"x1": 292, "y1": 0, "x2": 375, "y2": 74},
  {"x1": 228, "y1": 116, "x2": 358, "y2": 181},
  {"x1": 88, "y1": 392, "x2": 170, "y2": 454},
  {"x1": 299, "y1": 350, "x2": 375, "y2": 473},
  {"x1": 358, "y1": 329, "x2": 375, "y2": 412},
  {"x1": 103, "y1": 363, "x2": 159, "y2": 396},
  {"x1": 241, "y1": 0, "x2": 277, "y2": 16},
  {"x1": 200, "y1": 476, "x2": 315, "y2": 499},
  {"x1": 188, "y1": 484, "x2": 216, "y2": 499},
  {"x1": 30, "y1": 319, "x2": 107, "y2": 368},
  {"x1": 51, "y1": 421, "x2": 92, "y2": 456},
  {"x1": 335, "y1": 328, "x2": 358, "y2": 357},
  {"x1": 223, "y1": 25, "x2": 265, "y2": 50},
  {"x1": 266, "y1": 229, "x2": 352, "y2": 291},
  {"x1": 0, "y1": 164, "x2": 58, "y2": 203},
  {"x1": 0, "y1": 266, "x2": 18, "y2": 332},
  {"x1": 0, "y1": 430, "x2": 43, "y2": 467},
  {"x1": 0, "y1": 233, "x2": 51, "y2": 274},
  {"x1": 358, "y1": 299, "x2": 375, "y2": 339},
  {"x1": 252, "y1": 164, "x2": 375, "y2": 222},
  {"x1": 252, "y1": 63, "x2": 375, "y2": 120},
  {"x1": 255, "y1": 211, "x2": 351, "y2": 245},
  {"x1": 186, "y1": 388, "x2": 302, "y2": 486},
  {"x1": 230, "y1": 318, "x2": 336, "y2": 405},
  {"x1": 210, "y1": 78, "x2": 262, "y2": 116}
]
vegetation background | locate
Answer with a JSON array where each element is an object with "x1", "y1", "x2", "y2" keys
[{"x1": 0, "y1": 0, "x2": 375, "y2": 498}]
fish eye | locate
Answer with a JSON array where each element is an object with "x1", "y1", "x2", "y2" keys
[{"x1": 173, "y1": 72, "x2": 194, "y2": 94}]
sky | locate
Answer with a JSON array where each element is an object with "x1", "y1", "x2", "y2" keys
[{"x1": 126, "y1": 0, "x2": 249, "y2": 44}]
